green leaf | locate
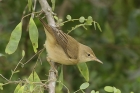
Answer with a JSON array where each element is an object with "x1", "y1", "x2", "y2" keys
[
  {"x1": 0, "y1": 83, "x2": 3, "y2": 90},
  {"x1": 28, "y1": 0, "x2": 32, "y2": 11},
  {"x1": 29, "y1": 17, "x2": 38, "y2": 53},
  {"x1": 14, "y1": 83, "x2": 22, "y2": 93},
  {"x1": 96, "y1": 23, "x2": 102, "y2": 32},
  {"x1": 80, "y1": 82, "x2": 89, "y2": 90},
  {"x1": 77, "y1": 63, "x2": 89, "y2": 81},
  {"x1": 130, "y1": 92, "x2": 134, "y2": 93},
  {"x1": 66, "y1": 15, "x2": 72, "y2": 21},
  {"x1": 116, "y1": 89, "x2": 121, "y2": 93},
  {"x1": 113, "y1": 87, "x2": 117, "y2": 93},
  {"x1": 22, "y1": 50, "x2": 25, "y2": 57},
  {"x1": 14, "y1": 70, "x2": 20, "y2": 73},
  {"x1": 24, "y1": 71, "x2": 44, "y2": 93},
  {"x1": 104, "y1": 86, "x2": 113, "y2": 92},
  {"x1": 85, "y1": 16, "x2": 93, "y2": 25},
  {"x1": 87, "y1": 16, "x2": 93, "y2": 21},
  {"x1": 95, "y1": 91, "x2": 99, "y2": 93},
  {"x1": 58, "y1": 66, "x2": 63, "y2": 91},
  {"x1": 60, "y1": 23, "x2": 64, "y2": 26},
  {"x1": 28, "y1": 71, "x2": 41, "y2": 82},
  {"x1": 30, "y1": 83, "x2": 34, "y2": 92},
  {"x1": 91, "y1": 90, "x2": 96, "y2": 93},
  {"x1": 51, "y1": 0, "x2": 55, "y2": 11},
  {"x1": 5, "y1": 22, "x2": 22, "y2": 54},
  {"x1": 93, "y1": 22, "x2": 96, "y2": 30},
  {"x1": 17, "y1": 86, "x2": 24, "y2": 93},
  {"x1": 54, "y1": 16, "x2": 58, "y2": 21},
  {"x1": 58, "y1": 19, "x2": 63, "y2": 23},
  {"x1": 79, "y1": 16, "x2": 85, "y2": 23}
]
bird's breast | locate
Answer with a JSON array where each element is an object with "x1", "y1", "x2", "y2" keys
[{"x1": 45, "y1": 40, "x2": 78, "y2": 65}]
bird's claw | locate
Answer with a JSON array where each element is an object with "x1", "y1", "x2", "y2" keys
[
  {"x1": 47, "y1": 57, "x2": 58, "y2": 77},
  {"x1": 49, "y1": 68, "x2": 58, "y2": 77}
]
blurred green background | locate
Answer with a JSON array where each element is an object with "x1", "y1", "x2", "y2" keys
[{"x1": 0, "y1": 0, "x2": 140, "y2": 93}]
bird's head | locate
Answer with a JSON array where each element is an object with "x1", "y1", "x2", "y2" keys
[{"x1": 78, "y1": 44, "x2": 103, "y2": 64}]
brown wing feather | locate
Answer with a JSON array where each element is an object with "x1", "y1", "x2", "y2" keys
[
  {"x1": 66, "y1": 35, "x2": 79, "y2": 59},
  {"x1": 51, "y1": 27, "x2": 79, "y2": 59}
]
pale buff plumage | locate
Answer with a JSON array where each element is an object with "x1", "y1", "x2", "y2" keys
[{"x1": 39, "y1": 19, "x2": 102, "y2": 65}]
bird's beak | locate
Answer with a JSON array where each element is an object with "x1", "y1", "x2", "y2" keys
[{"x1": 94, "y1": 58, "x2": 103, "y2": 64}]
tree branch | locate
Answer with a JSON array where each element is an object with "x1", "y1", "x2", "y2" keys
[
  {"x1": 38, "y1": 0, "x2": 57, "y2": 93},
  {"x1": 38, "y1": 0, "x2": 56, "y2": 26}
]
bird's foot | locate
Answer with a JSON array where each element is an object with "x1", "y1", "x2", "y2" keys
[
  {"x1": 49, "y1": 68, "x2": 58, "y2": 77},
  {"x1": 47, "y1": 57, "x2": 58, "y2": 77}
]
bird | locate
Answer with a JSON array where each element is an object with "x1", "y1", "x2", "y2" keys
[{"x1": 39, "y1": 18, "x2": 102, "y2": 65}]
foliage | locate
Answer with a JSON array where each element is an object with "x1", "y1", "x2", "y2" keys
[
  {"x1": 0, "y1": 0, "x2": 140, "y2": 93},
  {"x1": 5, "y1": 22, "x2": 22, "y2": 54},
  {"x1": 14, "y1": 71, "x2": 43, "y2": 93}
]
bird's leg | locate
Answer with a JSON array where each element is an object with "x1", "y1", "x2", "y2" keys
[{"x1": 46, "y1": 57, "x2": 58, "y2": 77}]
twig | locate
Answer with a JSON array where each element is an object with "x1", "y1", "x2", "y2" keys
[
  {"x1": 23, "y1": 48, "x2": 45, "y2": 65},
  {"x1": 57, "y1": 81, "x2": 70, "y2": 93},
  {"x1": 38, "y1": 0, "x2": 56, "y2": 26},
  {"x1": 9, "y1": 52, "x2": 25, "y2": 80},
  {"x1": 0, "y1": 74, "x2": 10, "y2": 82},
  {"x1": 32, "y1": 0, "x2": 37, "y2": 18},
  {"x1": 38, "y1": 0, "x2": 57, "y2": 93}
]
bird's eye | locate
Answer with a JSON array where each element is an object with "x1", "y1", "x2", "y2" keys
[{"x1": 87, "y1": 54, "x2": 90, "y2": 56}]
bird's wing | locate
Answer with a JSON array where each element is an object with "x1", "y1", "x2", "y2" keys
[
  {"x1": 66, "y1": 35, "x2": 79, "y2": 59},
  {"x1": 51, "y1": 27, "x2": 79, "y2": 59}
]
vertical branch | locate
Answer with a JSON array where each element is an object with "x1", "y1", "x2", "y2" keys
[
  {"x1": 38, "y1": 0, "x2": 56, "y2": 26},
  {"x1": 38, "y1": 0, "x2": 57, "y2": 93}
]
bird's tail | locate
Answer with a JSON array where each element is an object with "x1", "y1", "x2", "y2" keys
[{"x1": 38, "y1": 17, "x2": 55, "y2": 36}]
